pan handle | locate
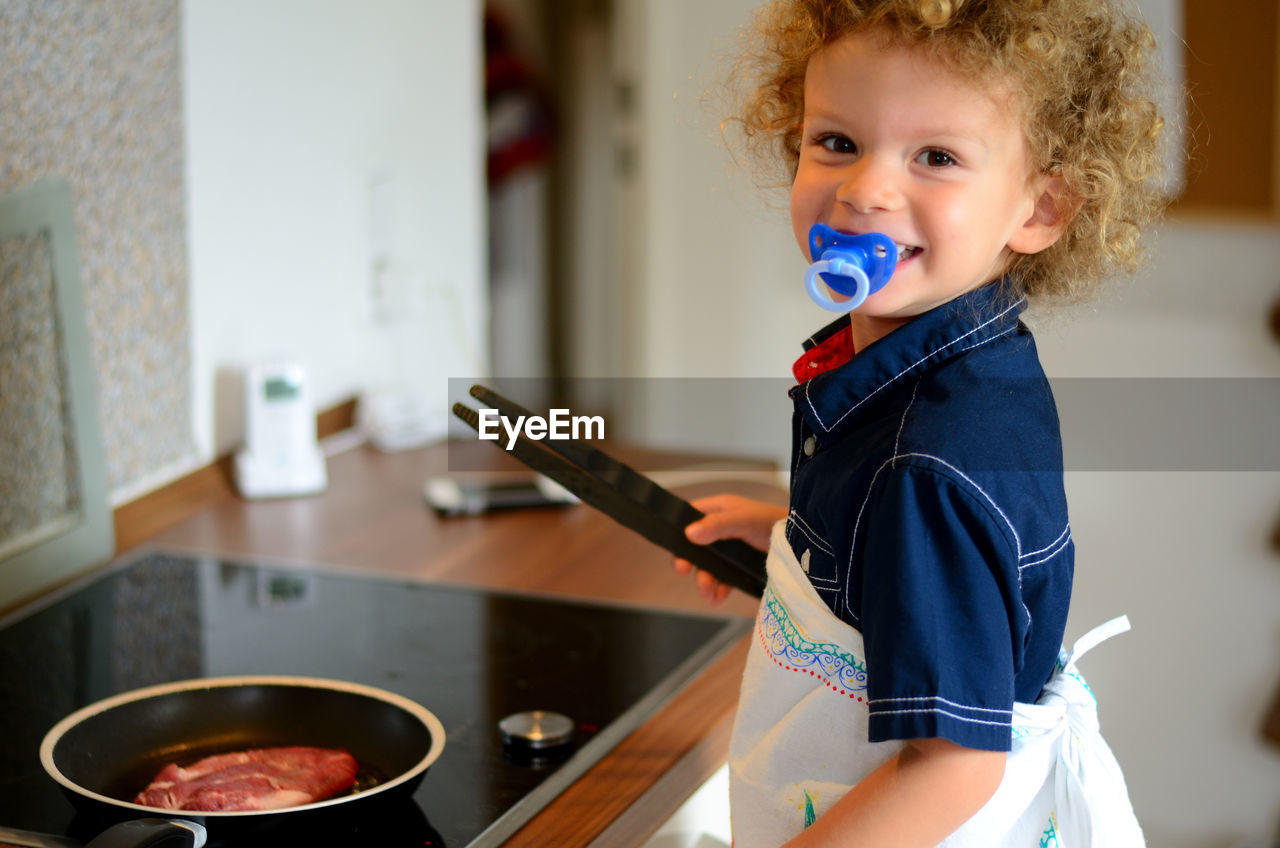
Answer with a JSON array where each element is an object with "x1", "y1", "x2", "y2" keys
[{"x1": 84, "y1": 820, "x2": 206, "y2": 848}]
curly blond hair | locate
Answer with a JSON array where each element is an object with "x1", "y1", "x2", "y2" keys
[{"x1": 729, "y1": 0, "x2": 1167, "y2": 300}]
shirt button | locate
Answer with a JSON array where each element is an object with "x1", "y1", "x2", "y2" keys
[
  {"x1": 800, "y1": 549, "x2": 811, "y2": 573},
  {"x1": 803, "y1": 436, "x2": 817, "y2": 456}
]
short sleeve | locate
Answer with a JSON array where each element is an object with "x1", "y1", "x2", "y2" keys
[{"x1": 858, "y1": 462, "x2": 1024, "y2": 752}]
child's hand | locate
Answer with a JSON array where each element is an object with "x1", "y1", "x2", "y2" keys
[{"x1": 673, "y1": 494, "x2": 787, "y2": 604}]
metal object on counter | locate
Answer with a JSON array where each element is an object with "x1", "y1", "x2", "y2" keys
[
  {"x1": 499, "y1": 710, "x2": 575, "y2": 767},
  {"x1": 500, "y1": 710, "x2": 574, "y2": 752}
]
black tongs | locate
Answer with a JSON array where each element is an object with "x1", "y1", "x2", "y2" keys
[{"x1": 452, "y1": 384, "x2": 767, "y2": 597}]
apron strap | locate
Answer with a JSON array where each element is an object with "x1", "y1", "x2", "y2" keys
[{"x1": 1063, "y1": 615, "x2": 1130, "y2": 670}]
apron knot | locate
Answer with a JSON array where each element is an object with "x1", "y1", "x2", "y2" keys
[{"x1": 1037, "y1": 615, "x2": 1143, "y2": 848}]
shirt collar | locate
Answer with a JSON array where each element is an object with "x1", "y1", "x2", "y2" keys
[{"x1": 791, "y1": 282, "x2": 1027, "y2": 435}]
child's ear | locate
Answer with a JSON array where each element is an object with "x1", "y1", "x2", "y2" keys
[{"x1": 1008, "y1": 175, "x2": 1072, "y2": 255}]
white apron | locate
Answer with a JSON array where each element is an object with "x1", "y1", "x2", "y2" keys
[{"x1": 728, "y1": 522, "x2": 1145, "y2": 847}]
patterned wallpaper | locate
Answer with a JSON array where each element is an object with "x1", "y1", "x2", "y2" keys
[{"x1": 1, "y1": 0, "x2": 192, "y2": 495}]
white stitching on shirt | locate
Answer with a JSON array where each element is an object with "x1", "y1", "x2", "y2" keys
[
  {"x1": 787, "y1": 510, "x2": 835, "y2": 556},
  {"x1": 786, "y1": 514, "x2": 839, "y2": 586},
  {"x1": 1019, "y1": 526, "x2": 1072, "y2": 569},
  {"x1": 1021, "y1": 522, "x2": 1071, "y2": 559},
  {"x1": 867, "y1": 694, "x2": 1012, "y2": 716},
  {"x1": 868, "y1": 706, "x2": 1013, "y2": 728},
  {"x1": 846, "y1": 453, "x2": 1029, "y2": 629},
  {"x1": 853, "y1": 454, "x2": 1023, "y2": 558},
  {"x1": 892, "y1": 381, "x2": 920, "y2": 468},
  {"x1": 868, "y1": 695, "x2": 1014, "y2": 729},
  {"x1": 804, "y1": 299, "x2": 1025, "y2": 433}
]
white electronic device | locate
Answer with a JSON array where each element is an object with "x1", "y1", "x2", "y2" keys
[
  {"x1": 234, "y1": 362, "x2": 328, "y2": 499},
  {"x1": 358, "y1": 386, "x2": 448, "y2": 452}
]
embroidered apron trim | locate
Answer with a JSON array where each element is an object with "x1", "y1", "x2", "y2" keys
[
  {"x1": 760, "y1": 584, "x2": 869, "y2": 698},
  {"x1": 1039, "y1": 812, "x2": 1061, "y2": 847}
]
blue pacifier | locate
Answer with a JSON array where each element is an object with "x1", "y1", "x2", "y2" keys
[{"x1": 804, "y1": 224, "x2": 897, "y2": 312}]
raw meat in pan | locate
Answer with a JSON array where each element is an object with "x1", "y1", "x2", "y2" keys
[{"x1": 134, "y1": 746, "x2": 359, "y2": 812}]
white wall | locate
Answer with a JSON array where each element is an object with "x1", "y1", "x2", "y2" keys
[
  {"x1": 608, "y1": 0, "x2": 811, "y2": 468},
  {"x1": 1032, "y1": 221, "x2": 1280, "y2": 847},
  {"x1": 182, "y1": 0, "x2": 485, "y2": 463},
  {"x1": 621, "y1": 0, "x2": 1280, "y2": 843}
]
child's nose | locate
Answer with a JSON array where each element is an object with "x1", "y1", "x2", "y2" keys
[{"x1": 836, "y1": 158, "x2": 902, "y2": 213}]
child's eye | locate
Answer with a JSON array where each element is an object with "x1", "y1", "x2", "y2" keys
[
  {"x1": 816, "y1": 134, "x2": 857, "y2": 155},
  {"x1": 916, "y1": 149, "x2": 956, "y2": 167}
]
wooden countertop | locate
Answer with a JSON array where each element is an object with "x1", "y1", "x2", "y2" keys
[{"x1": 137, "y1": 437, "x2": 784, "y2": 846}]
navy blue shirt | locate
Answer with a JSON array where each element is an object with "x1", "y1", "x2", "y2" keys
[{"x1": 786, "y1": 284, "x2": 1073, "y2": 752}]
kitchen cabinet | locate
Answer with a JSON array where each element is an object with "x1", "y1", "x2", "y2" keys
[{"x1": 1174, "y1": 0, "x2": 1280, "y2": 220}]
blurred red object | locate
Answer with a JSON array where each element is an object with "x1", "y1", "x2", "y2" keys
[{"x1": 485, "y1": 7, "x2": 554, "y2": 185}]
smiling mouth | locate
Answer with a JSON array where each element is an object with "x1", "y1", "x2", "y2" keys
[{"x1": 830, "y1": 228, "x2": 920, "y2": 264}]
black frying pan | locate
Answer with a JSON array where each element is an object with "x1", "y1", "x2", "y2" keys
[{"x1": 37, "y1": 676, "x2": 445, "y2": 847}]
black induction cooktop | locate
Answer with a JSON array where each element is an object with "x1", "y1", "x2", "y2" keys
[{"x1": 0, "y1": 550, "x2": 748, "y2": 847}]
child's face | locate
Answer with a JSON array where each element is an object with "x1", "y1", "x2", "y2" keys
[{"x1": 790, "y1": 30, "x2": 1054, "y2": 331}]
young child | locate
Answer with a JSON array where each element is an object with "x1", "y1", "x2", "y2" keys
[{"x1": 673, "y1": 1, "x2": 1166, "y2": 845}]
